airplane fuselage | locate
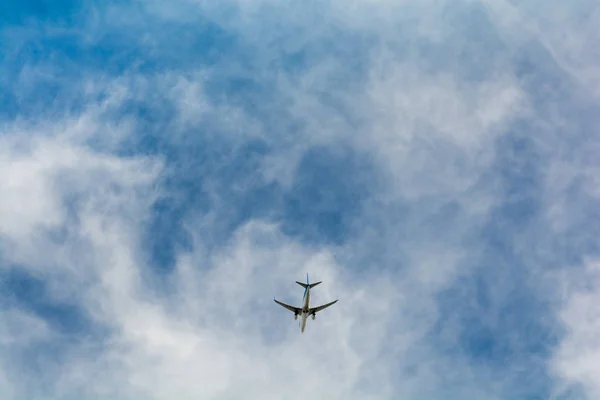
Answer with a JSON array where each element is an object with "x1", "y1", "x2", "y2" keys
[
  {"x1": 298, "y1": 285, "x2": 318, "y2": 332},
  {"x1": 299, "y1": 286, "x2": 310, "y2": 333}
]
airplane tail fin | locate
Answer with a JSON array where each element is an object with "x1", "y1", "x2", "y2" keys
[
  {"x1": 296, "y1": 274, "x2": 322, "y2": 289},
  {"x1": 295, "y1": 281, "x2": 322, "y2": 289}
]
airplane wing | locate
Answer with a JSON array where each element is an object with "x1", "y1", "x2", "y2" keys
[
  {"x1": 309, "y1": 299, "x2": 338, "y2": 314},
  {"x1": 274, "y1": 298, "x2": 302, "y2": 314}
]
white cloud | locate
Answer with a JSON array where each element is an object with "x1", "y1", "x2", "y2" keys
[
  {"x1": 482, "y1": 0, "x2": 600, "y2": 97},
  {"x1": 0, "y1": 122, "x2": 161, "y2": 266},
  {"x1": 354, "y1": 62, "x2": 527, "y2": 201},
  {"x1": 0, "y1": 104, "x2": 163, "y2": 399},
  {"x1": 0, "y1": 310, "x2": 56, "y2": 400},
  {"x1": 551, "y1": 260, "x2": 600, "y2": 399},
  {"x1": 1, "y1": 95, "x2": 396, "y2": 399}
]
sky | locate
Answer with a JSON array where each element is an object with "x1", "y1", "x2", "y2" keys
[{"x1": 1, "y1": 0, "x2": 600, "y2": 399}]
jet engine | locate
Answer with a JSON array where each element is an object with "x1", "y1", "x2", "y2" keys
[
  {"x1": 294, "y1": 313, "x2": 298, "y2": 320},
  {"x1": 311, "y1": 313, "x2": 316, "y2": 320}
]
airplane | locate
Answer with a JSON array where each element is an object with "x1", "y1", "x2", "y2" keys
[{"x1": 274, "y1": 274, "x2": 338, "y2": 333}]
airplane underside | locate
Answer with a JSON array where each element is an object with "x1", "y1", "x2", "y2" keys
[
  {"x1": 274, "y1": 274, "x2": 338, "y2": 333},
  {"x1": 295, "y1": 311, "x2": 316, "y2": 321}
]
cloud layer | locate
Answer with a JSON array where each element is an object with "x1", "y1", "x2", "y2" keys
[{"x1": 1, "y1": 0, "x2": 600, "y2": 399}]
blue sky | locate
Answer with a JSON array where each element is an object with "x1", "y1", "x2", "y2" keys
[{"x1": 1, "y1": 0, "x2": 600, "y2": 399}]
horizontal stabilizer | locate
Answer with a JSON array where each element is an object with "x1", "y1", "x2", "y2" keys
[{"x1": 296, "y1": 280, "x2": 322, "y2": 289}]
